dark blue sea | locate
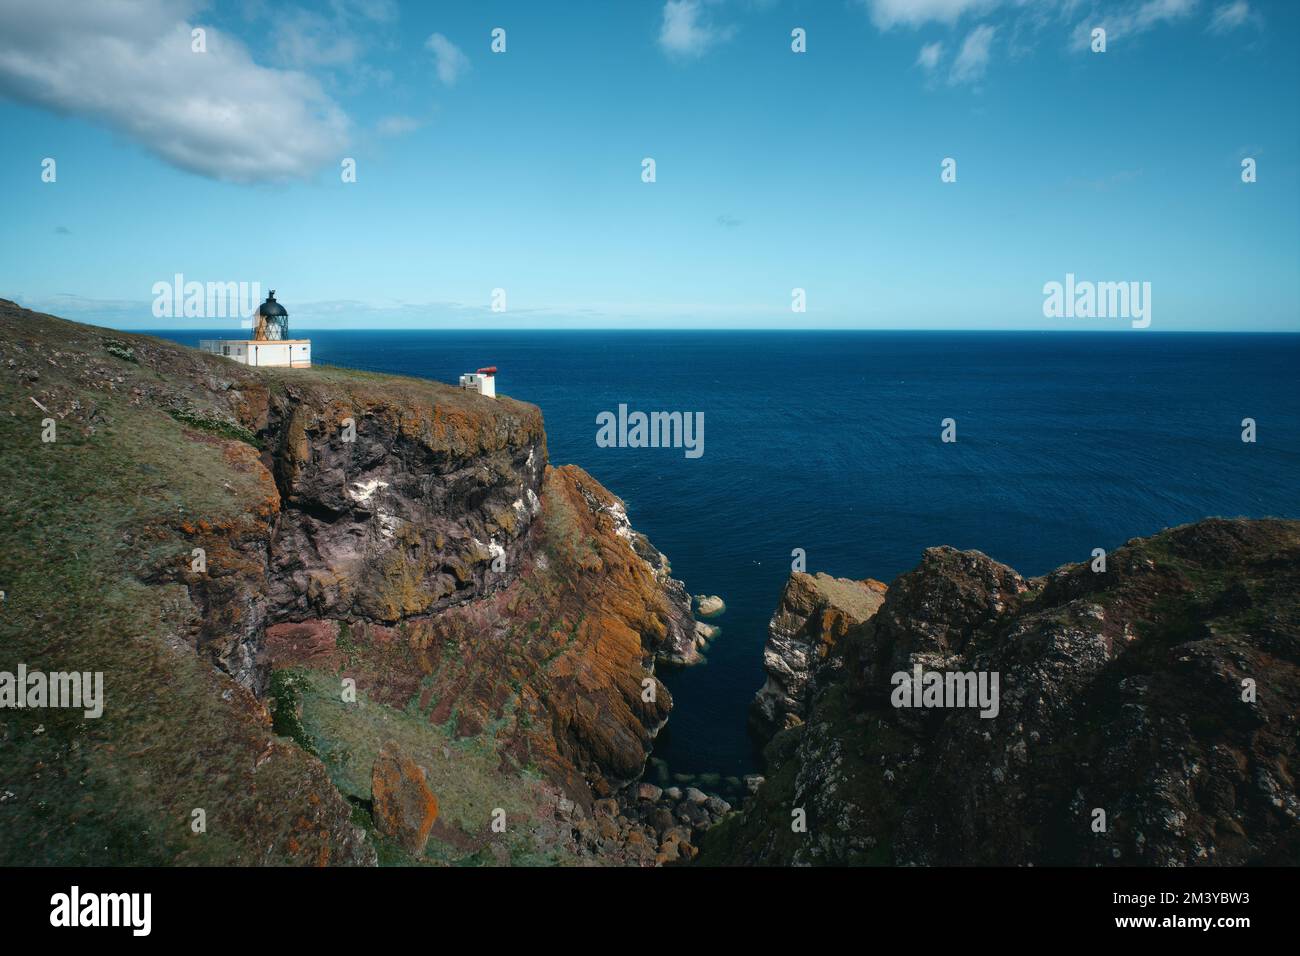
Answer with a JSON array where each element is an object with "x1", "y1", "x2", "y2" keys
[{"x1": 156, "y1": 330, "x2": 1300, "y2": 795}]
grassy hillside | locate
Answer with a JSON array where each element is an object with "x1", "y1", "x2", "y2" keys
[{"x1": 0, "y1": 302, "x2": 374, "y2": 864}]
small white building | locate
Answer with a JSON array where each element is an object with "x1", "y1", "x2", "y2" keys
[
  {"x1": 198, "y1": 290, "x2": 311, "y2": 368},
  {"x1": 460, "y1": 366, "x2": 497, "y2": 398},
  {"x1": 199, "y1": 338, "x2": 312, "y2": 367}
]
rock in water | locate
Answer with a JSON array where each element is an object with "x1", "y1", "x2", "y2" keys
[
  {"x1": 749, "y1": 572, "x2": 886, "y2": 744},
  {"x1": 695, "y1": 594, "x2": 726, "y2": 618},
  {"x1": 372, "y1": 742, "x2": 439, "y2": 856}
]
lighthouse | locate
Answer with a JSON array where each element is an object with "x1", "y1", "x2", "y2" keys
[{"x1": 199, "y1": 290, "x2": 312, "y2": 368}]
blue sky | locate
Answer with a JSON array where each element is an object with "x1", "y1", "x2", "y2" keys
[{"x1": 1, "y1": 0, "x2": 1296, "y2": 330}]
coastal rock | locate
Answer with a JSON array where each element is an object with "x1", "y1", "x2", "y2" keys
[
  {"x1": 868, "y1": 546, "x2": 1027, "y2": 692},
  {"x1": 650, "y1": 807, "x2": 676, "y2": 836},
  {"x1": 371, "y1": 742, "x2": 439, "y2": 856},
  {"x1": 694, "y1": 621, "x2": 719, "y2": 648},
  {"x1": 705, "y1": 518, "x2": 1300, "y2": 867},
  {"x1": 264, "y1": 378, "x2": 545, "y2": 630},
  {"x1": 262, "y1": 463, "x2": 695, "y2": 815},
  {"x1": 682, "y1": 802, "x2": 711, "y2": 829},
  {"x1": 749, "y1": 572, "x2": 886, "y2": 745},
  {"x1": 637, "y1": 783, "x2": 664, "y2": 802},
  {"x1": 569, "y1": 475, "x2": 701, "y2": 667},
  {"x1": 695, "y1": 594, "x2": 726, "y2": 618},
  {"x1": 705, "y1": 796, "x2": 731, "y2": 816}
]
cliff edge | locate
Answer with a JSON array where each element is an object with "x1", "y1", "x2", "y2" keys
[{"x1": 0, "y1": 300, "x2": 697, "y2": 865}]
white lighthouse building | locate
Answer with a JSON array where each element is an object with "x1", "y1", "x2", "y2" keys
[
  {"x1": 199, "y1": 290, "x2": 311, "y2": 368},
  {"x1": 459, "y1": 366, "x2": 497, "y2": 397}
]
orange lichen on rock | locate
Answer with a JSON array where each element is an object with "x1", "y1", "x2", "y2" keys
[{"x1": 371, "y1": 742, "x2": 439, "y2": 856}]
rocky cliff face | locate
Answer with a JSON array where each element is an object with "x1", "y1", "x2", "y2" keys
[
  {"x1": 0, "y1": 300, "x2": 696, "y2": 866},
  {"x1": 750, "y1": 572, "x2": 886, "y2": 743},
  {"x1": 171, "y1": 366, "x2": 548, "y2": 692},
  {"x1": 705, "y1": 518, "x2": 1300, "y2": 866},
  {"x1": 264, "y1": 464, "x2": 694, "y2": 798},
  {"x1": 265, "y1": 381, "x2": 545, "y2": 624}
]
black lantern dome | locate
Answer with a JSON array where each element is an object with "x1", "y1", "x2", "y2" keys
[{"x1": 253, "y1": 290, "x2": 289, "y2": 341}]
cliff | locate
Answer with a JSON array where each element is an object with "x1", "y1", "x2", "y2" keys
[
  {"x1": 707, "y1": 518, "x2": 1300, "y2": 866},
  {"x1": 749, "y1": 571, "x2": 886, "y2": 743},
  {"x1": 0, "y1": 300, "x2": 697, "y2": 865}
]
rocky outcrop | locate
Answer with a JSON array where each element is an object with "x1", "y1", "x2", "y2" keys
[
  {"x1": 749, "y1": 572, "x2": 886, "y2": 744},
  {"x1": 255, "y1": 462, "x2": 701, "y2": 860},
  {"x1": 695, "y1": 595, "x2": 725, "y2": 618},
  {"x1": 567, "y1": 472, "x2": 700, "y2": 667},
  {"x1": 173, "y1": 357, "x2": 698, "y2": 813},
  {"x1": 263, "y1": 379, "x2": 545, "y2": 626},
  {"x1": 170, "y1": 369, "x2": 546, "y2": 693},
  {"x1": 372, "y1": 742, "x2": 440, "y2": 855},
  {"x1": 621, "y1": 784, "x2": 732, "y2": 864},
  {"x1": 705, "y1": 519, "x2": 1300, "y2": 866}
]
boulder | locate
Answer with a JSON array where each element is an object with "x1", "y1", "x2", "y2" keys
[
  {"x1": 371, "y1": 742, "x2": 438, "y2": 856},
  {"x1": 695, "y1": 595, "x2": 726, "y2": 618},
  {"x1": 650, "y1": 807, "x2": 676, "y2": 837}
]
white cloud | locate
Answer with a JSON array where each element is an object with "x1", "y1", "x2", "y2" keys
[
  {"x1": 1133, "y1": 0, "x2": 1200, "y2": 29},
  {"x1": 950, "y1": 24, "x2": 996, "y2": 84},
  {"x1": 862, "y1": 0, "x2": 1001, "y2": 29},
  {"x1": 659, "y1": 1, "x2": 732, "y2": 58},
  {"x1": 1071, "y1": 0, "x2": 1200, "y2": 49},
  {"x1": 425, "y1": 33, "x2": 469, "y2": 86},
  {"x1": 243, "y1": 0, "x2": 396, "y2": 85},
  {"x1": 1208, "y1": 1, "x2": 1256, "y2": 33},
  {"x1": 0, "y1": 0, "x2": 349, "y2": 184},
  {"x1": 917, "y1": 41, "x2": 945, "y2": 70}
]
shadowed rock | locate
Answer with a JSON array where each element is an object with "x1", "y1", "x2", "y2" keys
[{"x1": 710, "y1": 519, "x2": 1300, "y2": 867}]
